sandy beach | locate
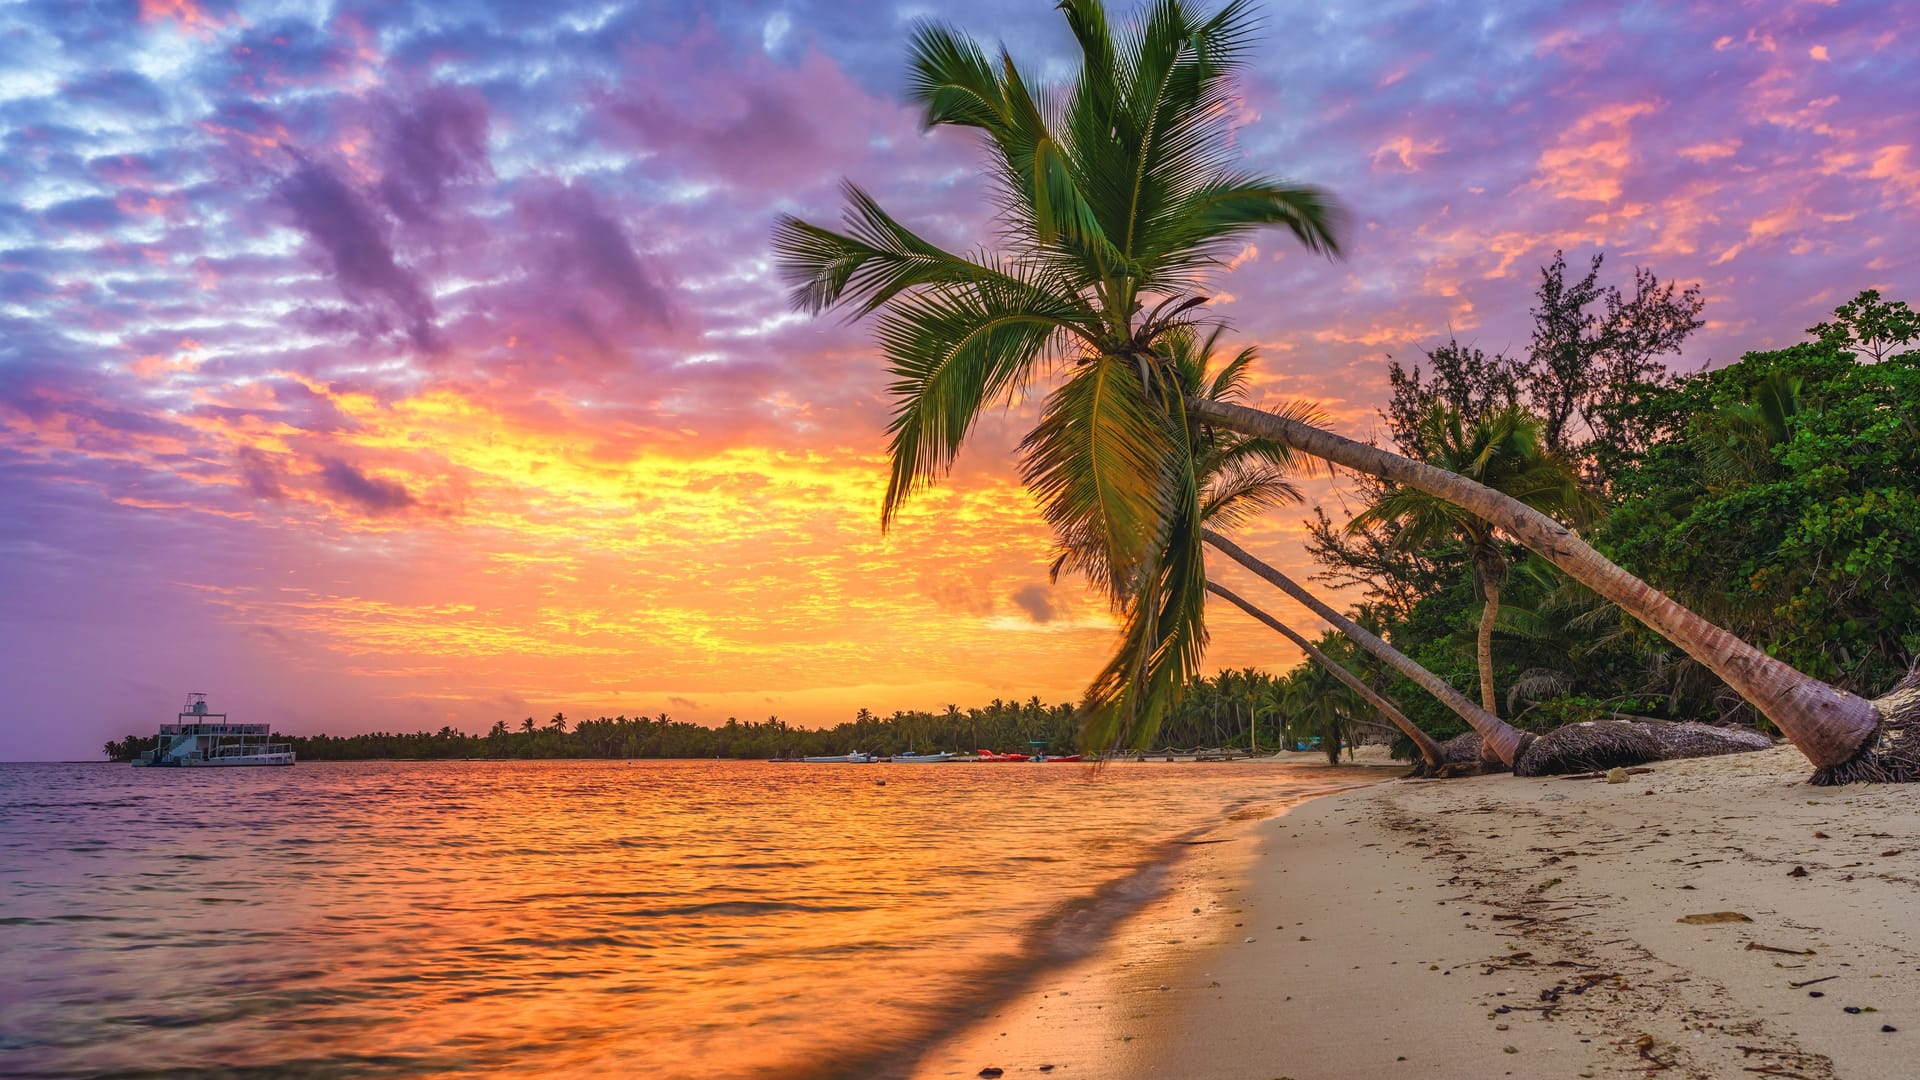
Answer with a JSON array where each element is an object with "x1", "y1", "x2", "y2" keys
[{"x1": 910, "y1": 746, "x2": 1920, "y2": 1080}]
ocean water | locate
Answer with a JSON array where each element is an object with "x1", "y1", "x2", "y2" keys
[{"x1": 0, "y1": 759, "x2": 1370, "y2": 1079}]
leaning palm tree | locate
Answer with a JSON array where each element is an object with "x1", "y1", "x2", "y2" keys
[
  {"x1": 1202, "y1": 528, "x2": 1529, "y2": 764},
  {"x1": 776, "y1": 0, "x2": 1340, "y2": 737},
  {"x1": 775, "y1": 0, "x2": 1908, "y2": 782},
  {"x1": 1208, "y1": 580, "x2": 1447, "y2": 769},
  {"x1": 1350, "y1": 405, "x2": 1596, "y2": 721},
  {"x1": 1058, "y1": 326, "x2": 1460, "y2": 767}
]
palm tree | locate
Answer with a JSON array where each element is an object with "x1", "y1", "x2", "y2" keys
[
  {"x1": 1208, "y1": 579, "x2": 1446, "y2": 768},
  {"x1": 1190, "y1": 394, "x2": 1900, "y2": 778},
  {"x1": 1052, "y1": 325, "x2": 1475, "y2": 765},
  {"x1": 1281, "y1": 662, "x2": 1356, "y2": 764},
  {"x1": 1350, "y1": 404, "x2": 1595, "y2": 721},
  {"x1": 776, "y1": 0, "x2": 1897, "y2": 779},
  {"x1": 775, "y1": 0, "x2": 1340, "y2": 739},
  {"x1": 1203, "y1": 528, "x2": 1529, "y2": 764}
]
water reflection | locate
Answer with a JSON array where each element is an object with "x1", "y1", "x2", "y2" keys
[{"x1": 0, "y1": 760, "x2": 1368, "y2": 1078}]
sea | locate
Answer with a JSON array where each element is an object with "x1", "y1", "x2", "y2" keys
[{"x1": 0, "y1": 759, "x2": 1371, "y2": 1079}]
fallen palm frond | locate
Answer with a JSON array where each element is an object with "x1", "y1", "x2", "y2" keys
[
  {"x1": 1433, "y1": 717, "x2": 1774, "y2": 777},
  {"x1": 1512, "y1": 718, "x2": 1772, "y2": 777}
]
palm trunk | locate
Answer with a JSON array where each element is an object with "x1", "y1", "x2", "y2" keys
[
  {"x1": 1478, "y1": 576, "x2": 1501, "y2": 719},
  {"x1": 1192, "y1": 397, "x2": 1883, "y2": 770},
  {"x1": 1207, "y1": 580, "x2": 1446, "y2": 769},
  {"x1": 1202, "y1": 528, "x2": 1530, "y2": 764}
]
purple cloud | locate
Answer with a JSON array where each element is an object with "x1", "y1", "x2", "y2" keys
[
  {"x1": 375, "y1": 85, "x2": 492, "y2": 228},
  {"x1": 278, "y1": 158, "x2": 436, "y2": 348},
  {"x1": 315, "y1": 456, "x2": 416, "y2": 515}
]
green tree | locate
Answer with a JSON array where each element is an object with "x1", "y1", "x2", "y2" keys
[
  {"x1": 1351, "y1": 405, "x2": 1595, "y2": 720},
  {"x1": 1808, "y1": 289, "x2": 1919, "y2": 363}
]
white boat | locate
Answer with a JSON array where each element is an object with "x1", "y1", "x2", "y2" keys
[
  {"x1": 802, "y1": 751, "x2": 878, "y2": 763},
  {"x1": 890, "y1": 752, "x2": 954, "y2": 763},
  {"x1": 133, "y1": 694, "x2": 295, "y2": 767}
]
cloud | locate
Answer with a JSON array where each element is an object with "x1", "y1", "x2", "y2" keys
[
  {"x1": 375, "y1": 86, "x2": 492, "y2": 229},
  {"x1": 1010, "y1": 583, "x2": 1058, "y2": 625},
  {"x1": 278, "y1": 159, "x2": 436, "y2": 347},
  {"x1": 314, "y1": 457, "x2": 417, "y2": 515}
]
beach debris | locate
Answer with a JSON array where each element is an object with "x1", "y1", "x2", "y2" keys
[
  {"x1": 1789, "y1": 975, "x2": 1837, "y2": 988},
  {"x1": 977, "y1": 1069, "x2": 1003, "y2": 1078},
  {"x1": 1814, "y1": 831, "x2": 1830, "y2": 838},
  {"x1": 1884, "y1": 1025, "x2": 1898, "y2": 1032},
  {"x1": 1678, "y1": 911, "x2": 1753, "y2": 924},
  {"x1": 1787, "y1": 865, "x2": 1809, "y2": 877},
  {"x1": 1038, "y1": 1067, "x2": 1055, "y2": 1073},
  {"x1": 1634, "y1": 1034, "x2": 1677, "y2": 1069},
  {"x1": 1746, "y1": 942, "x2": 1816, "y2": 956},
  {"x1": 1809, "y1": 991, "x2": 1826, "y2": 998},
  {"x1": 1605, "y1": 767, "x2": 1630, "y2": 783}
]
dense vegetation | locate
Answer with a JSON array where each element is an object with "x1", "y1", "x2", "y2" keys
[{"x1": 1297, "y1": 275, "x2": 1917, "y2": 749}]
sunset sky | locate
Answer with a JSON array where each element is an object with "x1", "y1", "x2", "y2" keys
[{"x1": 2, "y1": 0, "x2": 1915, "y2": 759}]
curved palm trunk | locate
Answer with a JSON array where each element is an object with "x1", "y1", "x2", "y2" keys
[
  {"x1": 1478, "y1": 577, "x2": 1501, "y2": 718},
  {"x1": 1206, "y1": 580, "x2": 1446, "y2": 769},
  {"x1": 1202, "y1": 529, "x2": 1530, "y2": 764},
  {"x1": 1193, "y1": 397, "x2": 1883, "y2": 770}
]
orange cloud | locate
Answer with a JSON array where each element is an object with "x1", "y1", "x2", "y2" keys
[
  {"x1": 1530, "y1": 101, "x2": 1659, "y2": 203},
  {"x1": 1372, "y1": 134, "x2": 1445, "y2": 173}
]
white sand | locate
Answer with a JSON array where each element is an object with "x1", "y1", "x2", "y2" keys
[{"x1": 910, "y1": 746, "x2": 1920, "y2": 1080}]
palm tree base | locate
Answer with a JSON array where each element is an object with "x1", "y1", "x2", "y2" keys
[{"x1": 1810, "y1": 667, "x2": 1920, "y2": 786}]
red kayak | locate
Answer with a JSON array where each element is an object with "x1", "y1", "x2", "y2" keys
[{"x1": 974, "y1": 750, "x2": 1030, "y2": 762}]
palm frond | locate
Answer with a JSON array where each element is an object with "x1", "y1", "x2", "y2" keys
[
  {"x1": 1199, "y1": 461, "x2": 1299, "y2": 529},
  {"x1": 772, "y1": 183, "x2": 1061, "y2": 316},
  {"x1": 879, "y1": 284, "x2": 1087, "y2": 526},
  {"x1": 906, "y1": 22, "x2": 1008, "y2": 132},
  {"x1": 1021, "y1": 354, "x2": 1180, "y2": 596}
]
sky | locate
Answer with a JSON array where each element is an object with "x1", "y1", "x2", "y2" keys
[{"x1": 1, "y1": 0, "x2": 1915, "y2": 760}]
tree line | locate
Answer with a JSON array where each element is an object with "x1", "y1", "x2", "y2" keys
[{"x1": 101, "y1": 681, "x2": 1297, "y2": 763}]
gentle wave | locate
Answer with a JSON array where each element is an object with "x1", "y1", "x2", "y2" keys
[{"x1": 0, "y1": 759, "x2": 1364, "y2": 1079}]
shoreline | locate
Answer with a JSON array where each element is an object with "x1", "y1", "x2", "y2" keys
[
  {"x1": 903, "y1": 761, "x2": 1398, "y2": 1080},
  {"x1": 909, "y1": 745, "x2": 1920, "y2": 1080}
]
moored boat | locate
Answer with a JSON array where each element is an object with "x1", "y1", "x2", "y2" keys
[
  {"x1": 133, "y1": 694, "x2": 294, "y2": 767},
  {"x1": 1032, "y1": 754, "x2": 1084, "y2": 763},
  {"x1": 802, "y1": 751, "x2": 879, "y2": 763},
  {"x1": 890, "y1": 752, "x2": 954, "y2": 763},
  {"x1": 973, "y1": 750, "x2": 1029, "y2": 762}
]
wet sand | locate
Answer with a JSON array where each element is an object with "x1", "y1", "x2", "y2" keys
[{"x1": 910, "y1": 745, "x2": 1920, "y2": 1080}]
